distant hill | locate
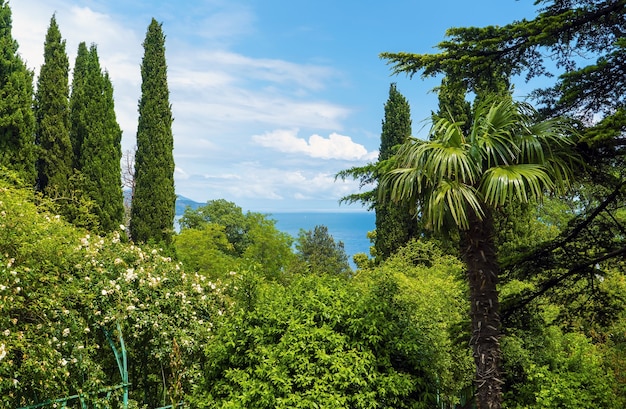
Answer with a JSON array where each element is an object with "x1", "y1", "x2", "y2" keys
[
  {"x1": 176, "y1": 195, "x2": 204, "y2": 215},
  {"x1": 123, "y1": 190, "x2": 204, "y2": 216}
]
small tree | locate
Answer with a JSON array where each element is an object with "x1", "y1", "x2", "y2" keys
[
  {"x1": 294, "y1": 225, "x2": 351, "y2": 276},
  {"x1": 130, "y1": 18, "x2": 175, "y2": 244}
]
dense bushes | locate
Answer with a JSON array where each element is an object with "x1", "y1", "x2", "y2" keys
[{"x1": 2, "y1": 172, "x2": 626, "y2": 408}]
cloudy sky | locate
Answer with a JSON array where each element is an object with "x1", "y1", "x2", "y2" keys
[{"x1": 11, "y1": 0, "x2": 539, "y2": 212}]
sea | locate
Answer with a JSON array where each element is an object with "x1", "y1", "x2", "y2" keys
[{"x1": 269, "y1": 212, "x2": 376, "y2": 262}]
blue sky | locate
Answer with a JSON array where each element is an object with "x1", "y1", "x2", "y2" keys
[{"x1": 12, "y1": 0, "x2": 540, "y2": 212}]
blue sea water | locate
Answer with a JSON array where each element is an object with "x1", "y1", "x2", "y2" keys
[{"x1": 269, "y1": 212, "x2": 376, "y2": 262}]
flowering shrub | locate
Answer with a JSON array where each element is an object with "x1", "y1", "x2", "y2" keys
[{"x1": 0, "y1": 177, "x2": 227, "y2": 408}]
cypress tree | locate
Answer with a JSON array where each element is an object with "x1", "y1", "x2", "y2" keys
[
  {"x1": 0, "y1": 1, "x2": 35, "y2": 184},
  {"x1": 35, "y1": 14, "x2": 72, "y2": 194},
  {"x1": 69, "y1": 42, "x2": 89, "y2": 170},
  {"x1": 130, "y1": 19, "x2": 175, "y2": 244},
  {"x1": 373, "y1": 83, "x2": 417, "y2": 259},
  {"x1": 69, "y1": 43, "x2": 124, "y2": 232},
  {"x1": 336, "y1": 84, "x2": 417, "y2": 260}
]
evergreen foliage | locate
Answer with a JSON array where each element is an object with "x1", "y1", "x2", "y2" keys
[
  {"x1": 0, "y1": 1, "x2": 35, "y2": 184},
  {"x1": 374, "y1": 84, "x2": 418, "y2": 259},
  {"x1": 71, "y1": 44, "x2": 124, "y2": 233},
  {"x1": 69, "y1": 42, "x2": 89, "y2": 170},
  {"x1": 34, "y1": 14, "x2": 72, "y2": 195},
  {"x1": 337, "y1": 83, "x2": 416, "y2": 261},
  {"x1": 130, "y1": 18, "x2": 175, "y2": 244}
]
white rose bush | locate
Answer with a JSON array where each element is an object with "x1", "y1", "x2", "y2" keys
[{"x1": 0, "y1": 178, "x2": 228, "y2": 408}]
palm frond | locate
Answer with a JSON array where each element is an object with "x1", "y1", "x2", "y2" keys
[
  {"x1": 480, "y1": 164, "x2": 555, "y2": 207},
  {"x1": 471, "y1": 98, "x2": 521, "y2": 166},
  {"x1": 426, "y1": 180, "x2": 483, "y2": 231}
]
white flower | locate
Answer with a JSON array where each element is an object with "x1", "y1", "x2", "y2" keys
[
  {"x1": 124, "y1": 268, "x2": 137, "y2": 282},
  {"x1": 60, "y1": 358, "x2": 68, "y2": 366},
  {"x1": 0, "y1": 343, "x2": 6, "y2": 360},
  {"x1": 3, "y1": 329, "x2": 10, "y2": 336},
  {"x1": 62, "y1": 328, "x2": 70, "y2": 337},
  {"x1": 126, "y1": 305, "x2": 136, "y2": 312},
  {"x1": 119, "y1": 224, "x2": 126, "y2": 231},
  {"x1": 101, "y1": 289, "x2": 108, "y2": 296}
]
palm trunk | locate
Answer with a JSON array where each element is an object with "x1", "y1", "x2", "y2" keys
[{"x1": 461, "y1": 207, "x2": 502, "y2": 409}]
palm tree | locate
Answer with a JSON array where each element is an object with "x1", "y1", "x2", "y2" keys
[{"x1": 380, "y1": 95, "x2": 578, "y2": 409}]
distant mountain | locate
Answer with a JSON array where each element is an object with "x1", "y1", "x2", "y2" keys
[
  {"x1": 123, "y1": 189, "x2": 203, "y2": 216},
  {"x1": 176, "y1": 195, "x2": 204, "y2": 215}
]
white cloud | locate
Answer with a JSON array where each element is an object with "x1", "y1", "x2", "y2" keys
[
  {"x1": 252, "y1": 129, "x2": 378, "y2": 161},
  {"x1": 11, "y1": 1, "x2": 375, "y2": 211}
]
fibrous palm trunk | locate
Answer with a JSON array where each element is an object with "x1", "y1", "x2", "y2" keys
[{"x1": 461, "y1": 208, "x2": 502, "y2": 409}]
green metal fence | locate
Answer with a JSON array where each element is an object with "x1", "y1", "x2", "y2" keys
[{"x1": 19, "y1": 323, "x2": 129, "y2": 409}]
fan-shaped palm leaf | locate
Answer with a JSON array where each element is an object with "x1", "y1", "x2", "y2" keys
[
  {"x1": 480, "y1": 164, "x2": 555, "y2": 207},
  {"x1": 381, "y1": 95, "x2": 579, "y2": 232},
  {"x1": 425, "y1": 179, "x2": 483, "y2": 230}
]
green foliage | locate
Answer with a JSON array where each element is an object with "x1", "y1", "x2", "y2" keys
[
  {"x1": 367, "y1": 239, "x2": 475, "y2": 402},
  {"x1": 193, "y1": 243, "x2": 471, "y2": 408},
  {"x1": 502, "y1": 322, "x2": 620, "y2": 408},
  {"x1": 382, "y1": 95, "x2": 578, "y2": 232},
  {"x1": 374, "y1": 83, "x2": 419, "y2": 260},
  {"x1": 180, "y1": 200, "x2": 253, "y2": 255},
  {"x1": 68, "y1": 43, "x2": 124, "y2": 233},
  {"x1": 176, "y1": 200, "x2": 295, "y2": 280},
  {"x1": 293, "y1": 225, "x2": 351, "y2": 276},
  {"x1": 0, "y1": 173, "x2": 226, "y2": 408},
  {"x1": 35, "y1": 14, "x2": 72, "y2": 196},
  {"x1": 0, "y1": 1, "x2": 36, "y2": 184},
  {"x1": 130, "y1": 18, "x2": 175, "y2": 245},
  {"x1": 69, "y1": 42, "x2": 89, "y2": 170},
  {"x1": 337, "y1": 84, "x2": 417, "y2": 261},
  {"x1": 242, "y1": 212, "x2": 295, "y2": 281},
  {"x1": 175, "y1": 223, "x2": 237, "y2": 277}
]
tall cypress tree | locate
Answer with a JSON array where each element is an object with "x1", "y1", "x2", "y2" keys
[
  {"x1": 35, "y1": 14, "x2": 72, "y2": 194},
  {"x1": 336, "y1": 83, "x2": 416, "y2": 260},
  {"x1": 0, "y1": 1, "x2": 35, "y2": 184},
  {"x1": 373, "y1": 83, "x2": 417, "y2": 259},
  {"x1": 69, "y1": 43, "x2": 124, "y2": 232},
  {"x1": 69, "y1": 42, "x2": 89, "y2": 171},
  {"x1": 130, "y1": 19, "x2": 175, "y2": 244}
]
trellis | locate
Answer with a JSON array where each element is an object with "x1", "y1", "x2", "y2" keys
[{"x1": 16, "y1": 323, "x2": 179, "y2": 409}]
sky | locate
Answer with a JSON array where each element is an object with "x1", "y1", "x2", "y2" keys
[{"x1": 11, "y1": 0, "x2": 541, "y2": 212}]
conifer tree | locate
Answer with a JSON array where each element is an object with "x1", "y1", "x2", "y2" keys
[
  {"x1": 130, "y1": 19, "x2": 175, "y2": 244},
  {"x1": 0, "y1": 1, "x2": 35, "y2": 184},
  {"x1": 374, "y1": 83, "x2": 417, "y2": 259},
  {"x1": 69, "y1": 42, "x2": 89, "y2": 170},
  {"x1": 35, "y1": 14, "x2": 72, "y2": 194},
  {"x1": 337, "y1": 84, "x2": 416, "y2": 260},
  {"x1": 69, "y1": 43, "x2": 124, "y2": 232}
]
